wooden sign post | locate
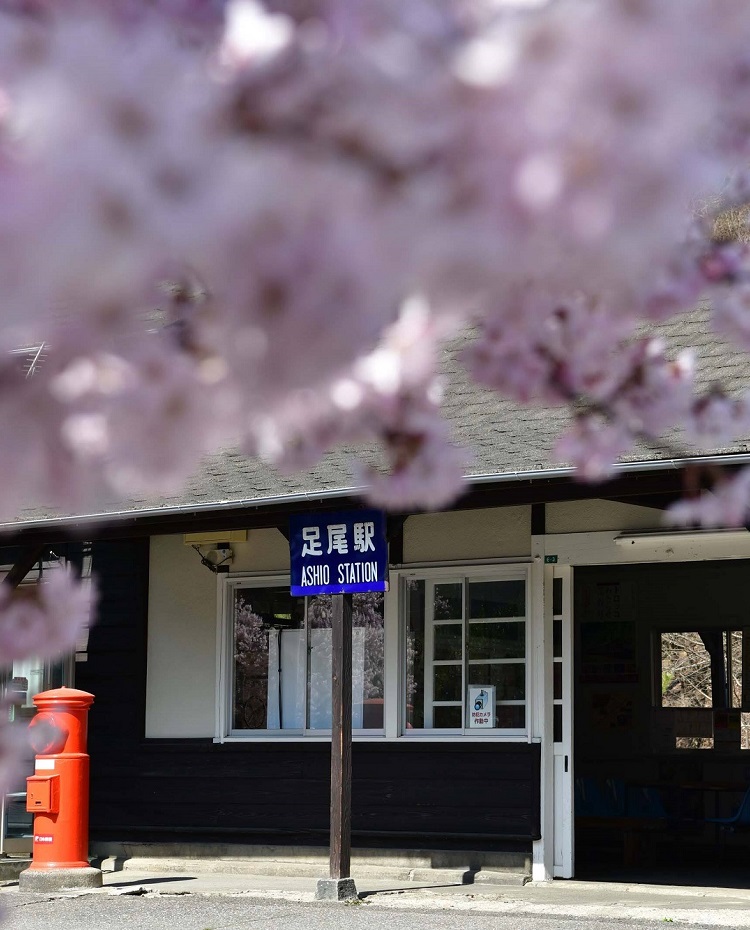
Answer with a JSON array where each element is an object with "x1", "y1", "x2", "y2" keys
[{"x1": 325, "y1": 592, "x2": 356, "y2": 898}]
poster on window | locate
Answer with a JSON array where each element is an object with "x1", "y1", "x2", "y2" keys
[
  {"x1": 468, "y1": 686, "x2": 496, "y2": 728},
  {"x1": 289, "y1": 509, "x2": 388, "y2": 596}
]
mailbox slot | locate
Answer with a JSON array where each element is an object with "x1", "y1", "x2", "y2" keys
[{"x1": 26, "y1": 775, "x2": 60, "y2": 814}]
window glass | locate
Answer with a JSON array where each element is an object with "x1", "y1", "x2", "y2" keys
[
  {"x1": 661, "y1": 632, "x2": 713, "y2": 709},
  {"x1": 434, "y1": 624, "x2": 463, "y2": 661},
  {"x1": 232, "y1": 586, "x2": 384, "y2": 732},
  {"x1": 433, "y1": 705, "x2": 463, "y2": 728},
  {"x1": 405, "y1": 580, "x2": 426, "y2": 730},
  {"x1": 468, "y1": 663, "x2": 525, "y2": 700},
  {"x1": 435, "y1": 583, "x2": 462, "y2": 620},
  {"x1": 306, "y1": 593, "x2": 385, "y2": 730},
  {"x1": 496, "y1": 706, "x2": 525, "y2": 729},
  {"x1": 233, "y1": 586, "x2": 305, "y2": 730},
  {"x1": 470, "y1": 580, "x2": 525, "y2": 619},
  {"x1": 434, "y1": 665, "x2": 462, "y2": 702},
  {"x1": 468, "y1": 621, "x2": 524, "y2": 660},
  {"x1": 553, "y1": 704, "x2": 563, "y2": 743},
  {"x1": 553, "y1": 619, "x2": 562, "y2": 659},
  {"x1": 552, "y1": 577, "x2": 563, "y2": 617}
]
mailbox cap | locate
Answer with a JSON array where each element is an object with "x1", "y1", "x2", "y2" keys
[{"x1": 32, "y1": 687, "x2": 94, "y2": 710}]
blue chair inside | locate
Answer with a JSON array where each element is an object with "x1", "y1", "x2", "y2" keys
[
  {"x1": 627, "y1": 785, "x2": 668, "y2": 820},
  {"x1": 576, "y1": 777, "x2": 626, "y2": 817},
  {"x1": 707, "y1": 785, "x2": 750, "y2": 830}
]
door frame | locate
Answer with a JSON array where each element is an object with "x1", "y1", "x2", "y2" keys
[{"x1": 552, "y1": 564, "x2": 574, "y2": 877}]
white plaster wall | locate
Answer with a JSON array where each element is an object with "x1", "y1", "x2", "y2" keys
[
  {"x1": 146, "y1": 534, "x2": 218, "y2": 737},
  {"x1": 403, "y1": 506, "x2": 531, "y2": 563},
  {"x1": 229, "y1": 528, "x2": 289, "y2": 573},
  {"x1": 546, "y1": 499, "x2": 662, "y2": 534}
]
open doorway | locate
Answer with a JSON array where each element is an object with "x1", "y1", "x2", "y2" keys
[{"x1": 573, "y1": 560, "x2": 750, "y2": 884}]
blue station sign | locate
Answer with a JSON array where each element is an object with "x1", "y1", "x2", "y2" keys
[{"x1": 289, "y1": 509, "x2": 388, "y2": 596}]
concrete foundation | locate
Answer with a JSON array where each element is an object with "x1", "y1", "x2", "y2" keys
[
  {"x1": 90, "y1": 841, "x2": 531, "y2": 885},
  {"x1": 18, "y1": 866, "x2": 103, "y2": 892},
  {"x1": 315, "y1": 877, "x2": 358, "y2": 901}
]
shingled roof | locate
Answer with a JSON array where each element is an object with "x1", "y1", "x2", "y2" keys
[{"x1": 6, "y1": 304, "x2": 750, "y2": 530}]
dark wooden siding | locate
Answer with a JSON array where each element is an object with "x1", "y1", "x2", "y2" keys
[
  {"x1": 89, "y1": 741, "x2": 540, "y2": 849},
  {"x1": 80, "y1": 539, "x2": 539, "y2": 851},
  {"x1": 77, "y1": 538, "x2": 150, "y2": 820}
]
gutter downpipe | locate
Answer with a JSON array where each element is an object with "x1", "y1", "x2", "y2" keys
[{"x1": 2, "y1": 451, "x2": 750, "y2": 534}]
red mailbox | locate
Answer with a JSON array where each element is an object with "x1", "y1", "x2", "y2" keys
[{"x1": 18, "y1": 688, "x2": 102, "y2": 891}]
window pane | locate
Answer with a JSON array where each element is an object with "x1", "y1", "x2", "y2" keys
[
  {"x1": 496, "y1": 705, "x2": 525, "y2": 729},
  {"x1": 729, "y1": 630, "x2": 742, "y2": 710},
  {"x1": 233, "y1": 587, "x2": 305, "y2": 730},
  {"x1": 468, "y1": 621, "x2": 524, "y2": 660},
  {"x1": 742, "y1": 713, "x2": 750, "y2": 750},
  {"x1": 433, "y1": 705, "x2": 462, "y2": 728},
  {"x1": 553, "y1": 577, "x2": 562, "y2": 617},
  {"x1": 434, "y1": 624, "x2": 463, "y2": 661},
  {"x1": 553, "y1": 661, "x2": 562, "y2": 700},
  {"x1": 661, "y1": 632, "x2": 712, "y2": 709},
  {"x1": 406, "y1": 580, "x2": 426, "y2": 729},
  {"x1": 469, "y1": 580, "x2": 525, "y2": 619},
  {"x1": 355, "y1": 593, "x2": 386, "y2": 728},
  {"x1": 307, "y1": 593, "x2": 385, "y2": 729},
  {"x1": 469, "y1": 663, "x2": 525, "y2": 700},
  {"x1": 435, "y1": 583, "x2": 462, "y2": 620},
  {"x1": 553, "y1": 704, "x2": 563, "y2": 743},
  {"x1": 553, "y1": 619, "x2": 562, "y2": 659},
  {"x1": 434, "y1": 664, "x2": 462, "y2": 701}
]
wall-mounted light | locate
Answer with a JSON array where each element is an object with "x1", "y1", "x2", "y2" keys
[{"x1": 192, "y1": 543, "x2": 234, "y2": 573}]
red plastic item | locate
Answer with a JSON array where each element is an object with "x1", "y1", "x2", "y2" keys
[{"x1": 24, "y1": 688, "x2": 94, "y2": 873}]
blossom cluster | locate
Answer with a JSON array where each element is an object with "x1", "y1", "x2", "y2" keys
[
  {"x1": 0, "y1": 567, "x2": 95, "y2": 786},
  {"x1": 0, "y1": 0, "x2": 746, "y2": 520},
  {"x1": 2, "y1": 0, "x2": 750, "y2": 787}
]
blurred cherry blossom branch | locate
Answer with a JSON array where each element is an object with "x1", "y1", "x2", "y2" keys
[{"x1": 1, "y1": 0, "x2": 750, "y2": 785}]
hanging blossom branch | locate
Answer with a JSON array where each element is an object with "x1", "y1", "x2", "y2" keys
[
  {"x1": 2, "y1": 0, "x2": 750, "y2": 783},
  {"x1": 0, "y1": 567, "x2": 95, "y2": 663},
  {"x1": 0, "y1": 0, "x2": 748, "y2": 520},
  {"x1": 463, "y1": 206, "x2": 750, "y2": 526},
  {"x1": 0, "y1": 566, "x2": 96, "y2": 785}
]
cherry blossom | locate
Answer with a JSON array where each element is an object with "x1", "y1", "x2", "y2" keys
[
  {"x1": 0, "y1": 568, "x2": 95, "y2": 663},
  {"x1": 1, "y1": 0, "x2": 750, "y2": 521},
  {"x1": 4, "y1": 0, "x2": 750, "y2": 792},
  {"x1": 669, "y1": 469, "x2": 750, "y2": 529}
]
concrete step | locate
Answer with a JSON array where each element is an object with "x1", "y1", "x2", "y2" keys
[
  {"x1": 0, "y1": 858, "x2": 31, "y2": 881},
  {"x1": 90, "y1": 843, "x2": 530, "y2": 887},
  {"x1": 95, "y1": 856, "x2": 528, "y2": 886}
]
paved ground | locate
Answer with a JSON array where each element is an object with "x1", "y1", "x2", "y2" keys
[
  {"x1": 0, "y1": 895, "x2": 737, "y2": 930},
  {"x1": 0, "y1": 866, "x2": 749, "y2": 929}
]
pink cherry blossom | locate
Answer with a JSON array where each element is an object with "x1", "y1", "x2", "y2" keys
[
  {"x1": 2, "y1": 0, "x2": 750, "y2": 793},
  {"x1": 668, "y1": 468, "x2": 750, "y2": 528},
  {"x1": 0, "y1": 567, "x2": 95, "y2": 662}
]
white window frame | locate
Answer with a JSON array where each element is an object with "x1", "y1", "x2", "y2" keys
[
  {"x1": 216, "y1": 573, "x2": 387, "y2": 741},
  {"x1": 398, "y1": 563, "x2": 531, "y2": 740}
]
